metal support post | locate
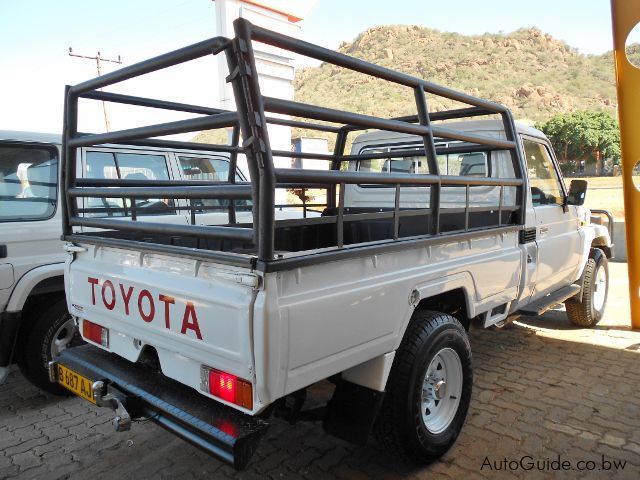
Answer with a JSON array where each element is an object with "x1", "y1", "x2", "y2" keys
[{"x1": 611, "y1": 0, "x2": 640, "y2": 329}]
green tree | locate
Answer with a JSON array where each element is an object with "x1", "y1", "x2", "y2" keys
[{"x1": 536, "y1": 111, "x2": 620, "y2": 175}]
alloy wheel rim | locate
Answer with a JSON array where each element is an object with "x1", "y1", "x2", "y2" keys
[{"x1": 50, "y1": 317, "x2": 77, "y2": 358}]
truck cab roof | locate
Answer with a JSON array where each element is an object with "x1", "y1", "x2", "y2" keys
[{"x1": 351, "y1": 120, "x2": 546, "y2": 149}]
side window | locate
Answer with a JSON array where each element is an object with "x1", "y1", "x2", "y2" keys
[
  {"x1": 117, "y1": 153, "x2": 171, "y2": 182},
  {"x1": 523, "y1": 139, "x2": 564, "y2": 206},
  {"x1": 178, "y1": 156, "x2": 250, "y2": 211},
  {"x1": 354, "y1": 147, "x2": 430, "y2": 212},
  {"x1": 357, "y1": 149, "x2": 389, "y2": 174},
  {"x1": 178, "y1": 156, "x2": 244, "y2": 182},
  {"x1": 84, "y1": 150, "x2": 175, "y2": 217},
  {"x1": 437, "y1": 152, "x2": 488, "y2": 177},
  {"x1": 357, "y1": 149, "x2": 425, "y2": 177},
  {"x1": 0, "y1": 144, "x2": 57, "y2": 222}
]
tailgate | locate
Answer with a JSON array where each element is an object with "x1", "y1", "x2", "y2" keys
[{"x1": 66, "y1": 244, "x2": 260, "y2": 412}]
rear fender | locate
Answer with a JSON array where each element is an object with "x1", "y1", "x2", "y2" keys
[
  {"x1": 413, "y1": 272, "x2": 476, "y2": 319},
  {"x1": 342, "y1": 273, "x2": 476, "y2": 392}
]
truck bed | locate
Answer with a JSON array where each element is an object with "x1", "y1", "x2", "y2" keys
[{"x1": 73, "y1": 207, "x2": 518, "y2": 257}]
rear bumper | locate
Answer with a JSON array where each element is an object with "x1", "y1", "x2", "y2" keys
[{"x1": 51, "y1": 344, "x2": 269, "y2": 470}]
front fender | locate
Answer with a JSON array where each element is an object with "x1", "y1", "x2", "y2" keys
[{"x1": 575, "y1": 226, "x2": 597, "y2": 284}]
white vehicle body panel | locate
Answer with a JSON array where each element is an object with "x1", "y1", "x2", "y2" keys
[{"x1": 253, "y1": 228, "x2": 521, "y2": 403}]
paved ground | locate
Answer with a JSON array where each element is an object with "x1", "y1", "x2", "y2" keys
[{"x1": 1, "y1": 263, "x2": 640, "y2": 479}]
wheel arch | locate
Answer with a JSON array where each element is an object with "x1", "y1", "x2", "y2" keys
[
  {"x1": 591, "y1": 236, "x2": 613, "y2": 259},
  {"x1": 413, "y1": 273, "x2": 476, "y2": 331},
  {"x1": 4, "y1": 266, "x2": 66, "y2": 370},
  {"x1": 6, "y1": 264, "x2": 65, "y2": 313}
]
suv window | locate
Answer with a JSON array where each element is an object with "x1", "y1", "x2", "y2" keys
[
  {"x1": 523, "y1": 139, "x2": 564, "y2": 206},
  {"x1": 0, "y1": 144, "x2": 57, "y2": 222},
  {"x1": 84, "y1": 150, "x2": 175, "y2": 216}
]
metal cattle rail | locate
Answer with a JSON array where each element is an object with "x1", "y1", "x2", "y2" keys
[{"x1": 62, "y1": 18, "x2": 526, "y2": 270}]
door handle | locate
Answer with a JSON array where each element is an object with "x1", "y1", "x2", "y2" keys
[
  {"x1": 0, "y1": 245, "x2": 6, "y2": 259},
  {"x1": 539, "y1": 226, "x2": 549, "y2": 236}
]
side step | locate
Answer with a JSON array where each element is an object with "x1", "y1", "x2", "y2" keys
[
  {"x1": 52, "y1": 345, "x2": 268, "y2": 470},
  {"x1": 519, "y1": 284, "x2": 581, "y2": 316}
]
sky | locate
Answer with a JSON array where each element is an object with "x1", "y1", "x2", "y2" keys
[{"x1": 0, "y1": 0, "x2": 634, "y2": 135}]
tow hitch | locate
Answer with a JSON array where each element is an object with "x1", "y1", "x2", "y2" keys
[{"x1": 92, "y1": 380, "x2": 132, "y2": 432}]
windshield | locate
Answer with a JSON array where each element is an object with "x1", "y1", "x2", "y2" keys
[{"x1": 0, "y1": 144, "x2": 57, "y2": 222}]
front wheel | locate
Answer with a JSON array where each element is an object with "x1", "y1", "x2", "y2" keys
[
  {"x1": 565, "y1": 248, "x2": 608, "y2": 327},
  {"x1": 373, "y1": 310, "x2": 473, "y2": 463}
]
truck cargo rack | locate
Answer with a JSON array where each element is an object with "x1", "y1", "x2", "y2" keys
[{"x1": 61, "y1": 18, "x2": 526, "y2": 271}]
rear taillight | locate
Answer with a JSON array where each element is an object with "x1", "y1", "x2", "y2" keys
[
  {"x1": 82, "y1": 319, "x2": 109, "y2": 347},
  {"x1": 202, "y1": 366, "x2": 253, "y2": 410}
]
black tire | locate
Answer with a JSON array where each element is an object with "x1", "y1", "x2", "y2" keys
[
  {"x1": 17, "y1": 297, "x2": 81, "y2": 395},
  {"x1": 565, "y1": 249, "x2": 608, "y2": 327},
  {"x1": 373, "y1": 310, "x2": 473, "y2": 463}
]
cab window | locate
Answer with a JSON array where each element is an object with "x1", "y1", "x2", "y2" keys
[{"x1": 523, "y1": 139, "x2": 564, "y2": 206}]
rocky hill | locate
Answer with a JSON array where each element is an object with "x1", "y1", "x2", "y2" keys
[
  {"x1": 294, "y1": 26, "x2": 622, "y2": 124},
  {"x1": 196, "y1": 26, "x2": 639, "y2": 145}
]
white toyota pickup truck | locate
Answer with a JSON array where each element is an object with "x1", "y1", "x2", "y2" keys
[{"x1": 50, "y1": 19, "x2": 613, "y2": 469}]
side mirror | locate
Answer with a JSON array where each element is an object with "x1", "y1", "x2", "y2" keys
[{"x1": 566, "y1": 179, "x2": 588, "y2": 206}]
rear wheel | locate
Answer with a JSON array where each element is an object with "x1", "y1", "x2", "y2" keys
[
  {"x1": 17, "y1": 298, "x2": 82, "y2": 395},
  {"x1": 565, "y1": 249, "x2": 608, "y2": 327},
  {"x1": 373, "y1": 310, "x2": 473, "y2": 463}
]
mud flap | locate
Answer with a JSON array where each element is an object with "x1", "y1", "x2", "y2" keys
[
  {"x1": 0, "y1": 311, "x2": 21, "y2": 374},
  {"x1": 323, "y1": 379, "x2": 385, "y2": 445}
]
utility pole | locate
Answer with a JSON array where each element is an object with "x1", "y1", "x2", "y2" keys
[{"x1": 68, "y1": 48, "x2": 122, "y2": 132}]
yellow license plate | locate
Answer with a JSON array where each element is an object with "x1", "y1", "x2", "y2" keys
[{"x1": 56, "y1": 364, "x2": 96, "y2": 404}]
